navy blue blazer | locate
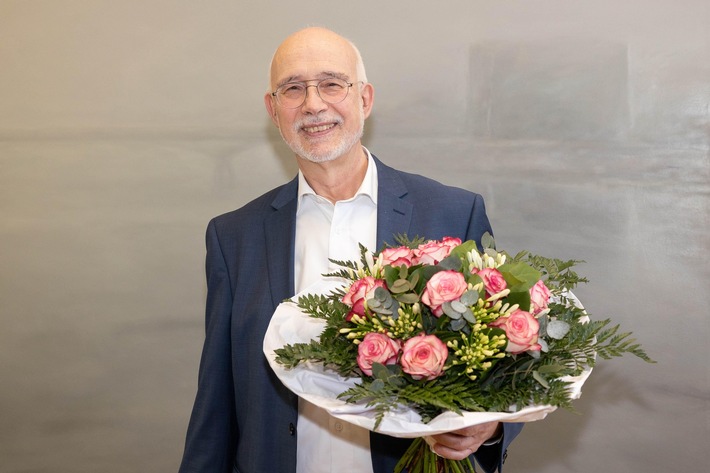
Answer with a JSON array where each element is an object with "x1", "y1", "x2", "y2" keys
[{"x1": 179, "y1": 156, "x2": 523, "y2": 473}]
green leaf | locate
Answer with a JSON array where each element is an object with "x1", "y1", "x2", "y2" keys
[
  {"x1": 505, "y1": 289, "x2": 531, "y2": 312},
  {"x1": 450, "y1": 240, "x2": 479, "y2": 258},
  {"x1": 537, "y1": 364, "x2": 567, "y2": 374},
  {"x1": 498, "y1": 262, "x2": 541, "y2": 290},
  {"x1": 532, "y1": 370, "x2": 550, "y2": 389}
]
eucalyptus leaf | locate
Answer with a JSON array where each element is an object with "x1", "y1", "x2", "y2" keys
[
  {"x1": 390, "y1": 376, "x2": 407, "y2": 388},
  {"x1": 371, "y1": 363, "x2": 390, "y2": 380},
  {"x1": 462, "y1": 309, "x2": 476, "y2": 324},
  {"x1": 527, "y1": 349, "x2": 541, "y2": 360},
  {"x1": 450, "y1": 318, "x2": 467, "y2": 331},
  {"x1": 547, "y1": 320, "x2": 571, "y2": 340},
  {"x1": 438, "y1": 255, "x2": 462, "y2": 271},
  {"x1": 459, "y1": 290, "x2": 478, "y2": 306},
  {"x1": 481, "y1": 232, "x2": 495, "y2": 250},
  {"x1": 370, "y1": 379, "x2": 385, "y2": 391},
  {"x1": 396, "y1": 293, "x2": 419, "y2": 304},
  {"x1": 390, "y1": 279, "x2": 411, "y2": 294},
  {"x1": 450, "y1": 300, "x2": 468, "y2": 313},
  {"x1": 442, "y1": 302, "x2": 462, "y2": 319}
]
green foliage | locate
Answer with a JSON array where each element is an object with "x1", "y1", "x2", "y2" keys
[
  {"x1": 274, "y1": 233, "x2": 655, "y2": 438},
  {"x1": 510, "y1": 251, "x2": 588, "y2": 292}
]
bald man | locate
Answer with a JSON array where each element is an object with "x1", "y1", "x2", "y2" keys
[{"x1": 178, "y1": 27, "x2": 522, "y2": 473}]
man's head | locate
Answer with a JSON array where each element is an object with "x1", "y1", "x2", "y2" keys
[{"x1": 264, "y1": 27, "x2": 374, "y2": 164}]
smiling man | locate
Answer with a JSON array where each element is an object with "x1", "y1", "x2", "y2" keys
[{"x1": 178, "y1": 27, "x2": 522, "y2": 473}]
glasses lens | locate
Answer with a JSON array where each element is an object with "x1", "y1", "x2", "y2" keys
[
  {"x1": 317, "y1": 79, "x2": 349, "y2": 103},
  {"x1": 275, "y1": 79, "x2": 351, "y2": 108},
  {"x1": 277, "y1": 83, "x2": 307, "y2": 108}
]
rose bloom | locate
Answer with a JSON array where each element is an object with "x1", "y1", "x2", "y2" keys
[
  {"x1": 489, "y1": 309, "x2": 541, "y2": 354},
  {"x1": 342, "y1": 276, "x2": 387, "y2": 321},
  {"x1": 529, "y1": 280, "x2": 552, "y2": 315},
  {"x1": 413, "y1": 237, "x2": 462, "y2": 265},
  {"x1": 400, "y1": 334, "x2": 448, "y2": 380},
  {"x1": 421, "y1": 270, "x2": 468, "y2": 317},
  {"x1": 475, "y1": 268, "x2": 508, "y2": 297},
  {"x1": 357, "y1": 333, "x2": 401, "y2": 376},
  {"x1": 380, "y1": 246, "x2": 415, "y2": 268}
]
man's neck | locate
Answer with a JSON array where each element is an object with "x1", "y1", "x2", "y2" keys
[{"x1": 297, "y1": 146, "x2": 368, "y2": 203}]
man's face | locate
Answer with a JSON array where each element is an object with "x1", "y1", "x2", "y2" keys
[{"x1": 264, "y1": 30, "x2": 374, "y2": 164}]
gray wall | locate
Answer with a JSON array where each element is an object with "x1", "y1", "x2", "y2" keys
[{"x1": 1, "y1": 1, "x2": 708, "y2": 472}]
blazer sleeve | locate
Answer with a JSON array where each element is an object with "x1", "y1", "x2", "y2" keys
[
  {"x1": 465, "y1": 193, "x2": 494, "y2": 245},
  {"x1": 178, "y1": 219, "x2": 237, "y2": 473},
  {"x1": 473, "y1": 422, "x2": 524, "y2": 473}
]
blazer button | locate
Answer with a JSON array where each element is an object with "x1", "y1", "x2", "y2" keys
[{"x1": 289, "y1": 422, "x2": 296, "y2": 436}]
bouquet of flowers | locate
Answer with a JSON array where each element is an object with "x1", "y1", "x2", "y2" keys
[{"x1": 265, "y1": 234, "x2": 653, "y2": 473}]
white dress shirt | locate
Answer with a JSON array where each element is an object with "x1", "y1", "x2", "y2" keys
[{"x1": 294, "y1": 149, "x2": 378, "y2": 473}]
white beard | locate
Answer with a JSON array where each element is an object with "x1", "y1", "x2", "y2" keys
[{"x1": 281, "y1": 105, "x2": 365, "y2": 164}]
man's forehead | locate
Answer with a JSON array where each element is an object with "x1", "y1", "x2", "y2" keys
[{"x1": 270, "y1": 33, "x2": 357, "y2": 85}]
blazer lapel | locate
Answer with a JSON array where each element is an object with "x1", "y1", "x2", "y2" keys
[
  {"x1": 264, "y1": 177, "x2": 298, "y2": 307},
  {"x1": 373, "y1": 156, "x2": 413, "y2": 248}
]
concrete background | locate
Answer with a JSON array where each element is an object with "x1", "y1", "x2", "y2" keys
[{"x1": 1, "y1": 0, "x2": 707, "y2": 472}]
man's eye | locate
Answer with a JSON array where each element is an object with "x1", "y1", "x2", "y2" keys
[
  {"x1": 281, "y1": 84, "x2": 305, "y2": 95},
  {"x1": 322, "y1": 81, "x2": 344, "y2": 89}
]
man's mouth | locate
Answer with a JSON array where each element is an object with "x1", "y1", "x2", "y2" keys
[{"x1": 302, "y1": 123, "x2": 336, "y2": 134}]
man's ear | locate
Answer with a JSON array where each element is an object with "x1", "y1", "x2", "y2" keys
[
  {"x1": 264, "y1": 93, "x2": 280, "y2": 128},
  {"x1": 360, "y1": 82, "x2": 375, "y2": 120}
]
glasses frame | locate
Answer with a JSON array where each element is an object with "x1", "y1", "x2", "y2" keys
[{"x1": 270, "y1": 78, "x2": 361, "y2": 109}]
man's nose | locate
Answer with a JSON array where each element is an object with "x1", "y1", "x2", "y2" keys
[{"x1": 301, "y1": 84, "x2": 328, "y2": 113}]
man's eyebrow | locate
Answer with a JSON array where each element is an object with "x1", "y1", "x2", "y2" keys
[{"x1": 276, "y1": 71, "x2": 350, "y2": 88}]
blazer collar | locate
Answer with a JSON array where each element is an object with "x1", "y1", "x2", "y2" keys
[{"x1": 265, "y1": 177, "x2": 298, "y2": 306}]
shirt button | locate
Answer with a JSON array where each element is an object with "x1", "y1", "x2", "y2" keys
[
  {"x1": 289, "y1": 423, "x2": 296, "y2": 436},
  {"x1": 334, "y1": 422, "x2": 343, "y2": 432}
]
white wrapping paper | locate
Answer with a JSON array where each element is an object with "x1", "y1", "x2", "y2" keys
[{"x1": 263, "y1": 278, "x2": 592, "y2": 438}]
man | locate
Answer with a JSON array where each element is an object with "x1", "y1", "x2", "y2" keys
[{"x1": 179, "y1": 27, "x2": 522, "y2": 473}]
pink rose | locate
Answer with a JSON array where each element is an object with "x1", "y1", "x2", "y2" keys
[
  {"x1": 475, "y1": 268, "x2": 508, "y2": 297},
  {"x1": 489, "y1": 309, "x2": 541, "y2": 354},
  {"x1": 357, "y1": 333, "x2": 401, "y2": 376},
  {"x1": 421, "y1": 270, "x2": 468, "y2": 317},
  {"x1": 413, "y1": 237, "x2": 462, "y2": 265},
  {"x1": 380, "y1": 246, "x2": 415, "y2": 268},
  {"x1": 529, "y1": 280, "x2": 552, "y2": 315},
  {"x1": 400, "y1": 334, "x2": 448, "y2": 380},
  {"x1": 342, "y1": 276, "x2": 387, "y2": 321}
]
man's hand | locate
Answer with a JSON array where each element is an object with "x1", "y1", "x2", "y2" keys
[{"x1": 426, "y1": 421, "x2": 502, "y2": 461}]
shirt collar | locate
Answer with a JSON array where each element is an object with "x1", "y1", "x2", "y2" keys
[{"x1": 297, "y1": 147, "x2": 378, "y2": 205}]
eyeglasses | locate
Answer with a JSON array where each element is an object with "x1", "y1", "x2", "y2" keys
[{"x1": 271, "y1": 78, "x2": 359, "y2": 109}]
